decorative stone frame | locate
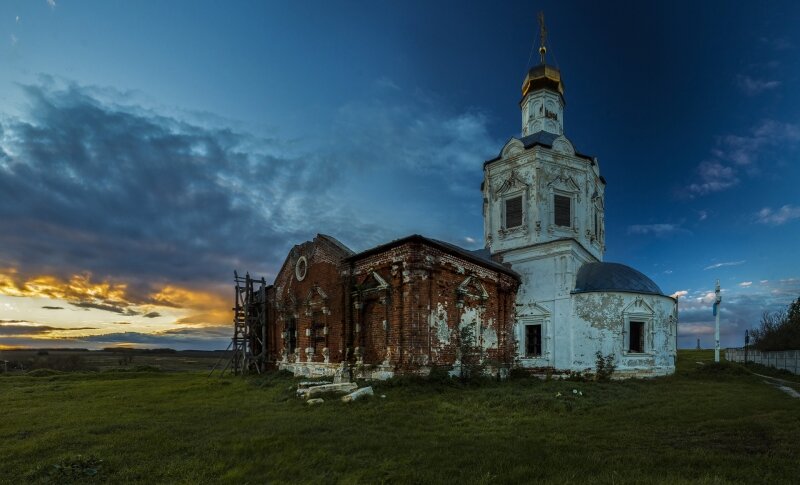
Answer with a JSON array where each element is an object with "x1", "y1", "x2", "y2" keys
[
  {"x1": 517, "y1": 302, "x2": 552, "y2": 363},
  {"x1": 295, "y1": 256, "x2": 308, "y2": 281},
  {"x1": 303, "y1": 285, "x2": 330, "y2": 362},
  {"x1": 622, "y1": 297, "x2": 655, "y2": 356},
  {"x1": 351, "y1": 271, "x2": 392, "y2": 364},
  {"x1": 493, "y1": 169, "x2": 531, "y2": 240},
  {"x1": 590, "y1": 193, "x2": 605, "y2": 245},
  {"x1": 547, "y1": 174, "x2": 580, "y2": 236}
]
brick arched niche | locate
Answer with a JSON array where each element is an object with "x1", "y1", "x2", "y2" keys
[
  {"x1": 351, "y1": 271, "x2": 391, "y2": 365},
  {"x1": 303, "y1": 285, "x2": 330, "y2": 363}
]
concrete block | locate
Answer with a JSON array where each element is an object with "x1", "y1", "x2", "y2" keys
[
  {"x1": 341, "y1": 386, "x2": 374, "y2": 402},
  {"x1": 298, "y1": 382, "x2": 358, "y2": 399},
  {"x1": 297, "y1": 381, "x2": 332, "y2": 389}
]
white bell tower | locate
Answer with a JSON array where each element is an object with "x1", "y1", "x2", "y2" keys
[{"x1": 481, "y1": 13, "x2": 606, "y2": 369}]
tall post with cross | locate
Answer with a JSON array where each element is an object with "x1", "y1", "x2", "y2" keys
[{"x1": 713, "y1": 280, "x2": 722, "y2": 362}]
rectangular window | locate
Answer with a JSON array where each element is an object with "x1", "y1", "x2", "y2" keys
[
  {"x1": 525, "y1": 324, "x2": 542, "y2": 357},
  {"x1": 554, "y1": 194, "x2": 571, "y2": 227},
  {"x1": 505, "y1": 196, "x2": 523, "y2": 228},
  {"x1": 594, "y1": 212, "x2": 599, "y2": 235},
  {"x1": 629, "y1": 321, "x2": 644, "y2": 353}
]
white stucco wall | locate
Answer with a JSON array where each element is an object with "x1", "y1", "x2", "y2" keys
[
  {"x1": 569, "y1": 291, "x2": 677, "y2": 376},
  {"x1": 483, "y1": 140, "x2": 605, "y2": 263},
  {"x1": 482, "y1": 82, "x2": 676, "y2": 378}
]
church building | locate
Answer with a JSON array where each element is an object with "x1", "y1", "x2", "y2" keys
[
  {"x1": 242, "y1": 30, "x2": 677, "y2": 379},
  {"x1": 483, "y1": 55, "x2": 677, "y2": 377}
]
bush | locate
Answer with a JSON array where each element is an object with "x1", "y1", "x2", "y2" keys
[
  {"x1": 29, "y1": 354, "x2": 96, "y2": 372},
  {"x1": 594, "y1": 352, "x2": 616, "y2": 381},
  {"x1": 455, "y1": 324, "x2": 485, "y2": 383}
]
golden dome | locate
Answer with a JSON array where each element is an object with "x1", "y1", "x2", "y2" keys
[{"x1": 521, "y1": 64, "x2": 565, "y2": 99}]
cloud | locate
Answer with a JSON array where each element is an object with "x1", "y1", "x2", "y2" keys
[
  {"x1": 0, "y1": 269, "x2": 229, "y2": 326},
  {"x1": 0, "y1": 79, "x2": 503, "y2": 348},
  {"x1": 704, "y1": 260, "x2": 745, "y2": 270},
  {"x1": 759, "y1": 37, "x2": 793, "y2": 51},
  {"x1": 66, "y1": 325, "x2": 231, "y2": 350},
  {"x1": 72, "y1": 301, "x2": 140, "y2": 315},
  {"x1": 464, "y1": 237, "x2": 476, "y2": 245},
  {"x1": 756, "y1": 205, "x2": 800, "y2": 225},
  {"x1": 697, "y1": 210, "x2": 708, "y2": 221},
  {"x1": 626, "y1": 223, "x2": 686, "y2": 236},
  {"x1": 0, "y1": 323, "x2": 98, "y2": 336},
  {"x1": 685, "y1": 120, "x2": 800, "y2": 196},
  {"x1": 10, "y1": 34, "x2": 17, "y2": 47},
  {"x1": 687, "y1": 161, "x2": 739, "y2": 195},
  {"x1": 739, "y1": 281, "x2": 752, "y2": 288},
  {"x1": 677, "y1": 279, "x2": 800, "y2": 348},
  {"x1": 736, "y1": 75, "x2": 781, "y2": 95},
  {"x1": 0, "y1": 80, "x2": 486, "y2": 288},
  {"x1": 46, "y1": 0, "x2": 56, "y2": 8},
  {"x1": 671, "y1": 290, "x2": 688, "y2": 299}
]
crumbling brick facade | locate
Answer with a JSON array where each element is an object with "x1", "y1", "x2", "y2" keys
[{"x1": 262, "y1": 234, "x2": 519, "y2": 379}]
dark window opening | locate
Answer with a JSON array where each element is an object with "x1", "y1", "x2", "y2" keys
[
  {"x1": 554, "y1": 194, "x2": 571, "y2": 227},
  {"x1": 594, "y1": 212, "x2": 599, "y2": 235},
  {"x1": 311, "y1": 312, "x2": 326, "y2": 353},
  {"x1": 525, "y1": 324, "x2": 542, "y2": 357},
  {"x1": 287, "y1": 317, "x2": 297, "y2": 353},
  {"x1": 505, "y1": 196, "x2": 523, "y2": 228},
  {"x1": 629, "y1": 321, "x2": 644, "y2": 353}
]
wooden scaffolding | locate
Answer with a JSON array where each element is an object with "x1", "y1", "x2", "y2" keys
[{"x1": 210, "y1": 271, "x2": 269, "y2": 376}]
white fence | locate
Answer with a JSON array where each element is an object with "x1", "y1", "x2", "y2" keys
[{"x1": 725, "y1": 348, "x2": 800, "y2": 375}]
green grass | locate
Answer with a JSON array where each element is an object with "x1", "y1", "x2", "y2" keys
[{"x1": 0, "y1": 350, "x2": 798, "y2": 484}]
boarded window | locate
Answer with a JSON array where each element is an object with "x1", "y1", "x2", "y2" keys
[
  {"x1": 629, "y1": 321, "x2": 644, "y2": 353},
  {"x1": 525, "y1": 324, "x2": 542, "y2": 357},
  {"x1": 505, "y1": 196, "x2": 523, "y2": 228},
  {"x1": 554, "y1": 195, "x2": 571, "y2": 227}
]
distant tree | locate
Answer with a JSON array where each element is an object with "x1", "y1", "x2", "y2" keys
[{"x1": 750, "y1": 297, "x2": 800, "y2": 351}]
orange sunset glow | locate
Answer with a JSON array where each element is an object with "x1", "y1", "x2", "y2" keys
[{"x1": 0, "y1": 268, "x2": 232, "y2": 350}]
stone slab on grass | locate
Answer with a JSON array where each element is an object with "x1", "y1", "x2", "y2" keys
[
  {"x1": 298, "y1": 382, "x2": 358, "y2": 399},
  {"x1": 341, "y1": 386, "x2": 374, "y2": 402}
]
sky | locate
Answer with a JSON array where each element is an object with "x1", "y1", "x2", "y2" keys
[{"x1": 1, "y1": 0, "x2": 799, "y2": 351}]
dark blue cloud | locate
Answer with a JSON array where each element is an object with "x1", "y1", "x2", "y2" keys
[
  {"x1": 0, "y1": 81, "x2": 495, "y2": 301},
  {"x1": 0, "y1": 82, "x2": 368, "y2": 294}
]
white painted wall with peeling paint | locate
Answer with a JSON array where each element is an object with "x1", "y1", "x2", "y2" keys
[{"x1": 484, "y1": 103, "x2": 677, "y2": 376}]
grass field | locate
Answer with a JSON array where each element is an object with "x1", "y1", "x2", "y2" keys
[{"x1": 0, "y1": 350, "x2": 798, "y2": 484}]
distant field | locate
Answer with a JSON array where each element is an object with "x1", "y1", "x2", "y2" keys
[
  {"x1": 1, "y1": 350, "x2": 798, "y2": 484},
  {"x1": 0, "y1": 349, "x2": 226, "y2": 373}
]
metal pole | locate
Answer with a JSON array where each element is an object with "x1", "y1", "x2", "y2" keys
[
  {"x1": 714, "y1": 280, "x2": 721, "y2": 363},
  {"x1": 744, "y1": 330, "x2": 749, "y2": 365}
]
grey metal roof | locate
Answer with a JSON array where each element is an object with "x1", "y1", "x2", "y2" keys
[
  {"x1": 345, "y1": 234, "x2": 519, "y2": 280},
  {"x1": 317, "y1": 233, "x2": 355, "y2": 256},
  {"x1": 519, "y1": 130, "x2": 560, "y2": 148},
  {"x1": 485, "y1": 130, "x2": 595, "y2": 164},
  {"x1": 573, "y1": 262, "x2": 664, "y2": 296}
]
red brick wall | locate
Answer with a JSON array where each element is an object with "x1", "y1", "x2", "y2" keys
[
  {"x1": 267, "y1": 235, "x2": 350, "y2": 364},
  {"x1": 262, "y1": 236, "x2": 519, "y2": 373}
]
